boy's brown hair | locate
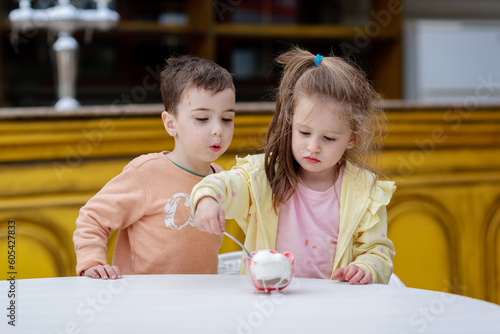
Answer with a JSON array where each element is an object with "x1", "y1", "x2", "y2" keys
[{"x1": 160, "y1": 55, "x2": 234, "y2": 115}]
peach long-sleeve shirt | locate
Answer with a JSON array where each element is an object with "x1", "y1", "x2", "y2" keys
[{"x1": 73, "y1": 152, "x2": 222, "y2": 276}]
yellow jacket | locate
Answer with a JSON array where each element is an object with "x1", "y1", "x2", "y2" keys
[{"x1": 191, "y1": 154, "x2": 396, "y2": 283}]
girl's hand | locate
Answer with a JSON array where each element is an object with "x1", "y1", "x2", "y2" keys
[
  {"x1": 84, "y1": 264, "x2": 122, "y2": 280},
  {"x1": 332, "y1": 265, "x2": 373, "y2": 285},
  {"x1": 193, "y1": 197, "x2": 226, "y2": 235}
]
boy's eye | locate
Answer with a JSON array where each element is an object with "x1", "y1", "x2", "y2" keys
[
  {"x1": 222, "y1": 118, "x2": 233, "y2": 122},
  {"x1": 196, "y1": 118, "x2": 208, "y2": 122},
  {"x1": 324, "y1": 136, "x2": 335, "y2": 141}
]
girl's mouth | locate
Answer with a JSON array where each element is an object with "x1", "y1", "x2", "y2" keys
[{"x1": 304, "y1": 156, "x2": 320, "y2": 164}]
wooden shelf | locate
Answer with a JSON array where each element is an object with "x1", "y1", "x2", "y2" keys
[
  {"x1": 214, "y1": 23, "x2": 400, "y2": 39},
  {"x1": 114, "y1": 21, "x2": 400, "y2": 40},
  {"x1": 117, "y1": 21, "x2": 204, "y2": 35}
]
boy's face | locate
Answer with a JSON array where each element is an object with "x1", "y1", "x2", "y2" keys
[{"x1": 162, "y1": 86, "x2": 235, "y2": 173}]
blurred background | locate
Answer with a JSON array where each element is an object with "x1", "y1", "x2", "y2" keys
[
  {"x1": 1, "y1": 0, "x2": 498, "y2": 107},
  {"x1": 0, "y1": 0, "x2": 500, "y2": 305}
]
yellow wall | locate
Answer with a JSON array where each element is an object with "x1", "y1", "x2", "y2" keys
[{"x1": 1, "y1": 102, "x2": 499, "y2": 304}]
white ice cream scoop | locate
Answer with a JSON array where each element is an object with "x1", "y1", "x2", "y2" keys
[
  {"x1": 222, "y1": 231, "x2": 294, "y2": 291},
  {"x1": 246, "y1": 249, "x2": 295, "y2": 292}
]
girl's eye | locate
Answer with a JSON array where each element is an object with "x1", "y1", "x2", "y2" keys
[
  {"x1": 324, "y1": 136, "x2": 335, "y2": 141},
  {"x1": 299, "y1": 131, "x2": 310, "y2": 136},
  {"x1": 222, "y1": 118, "x2": 233, "y2": 123},
  {"x1": 196, "y1": 118, "x2": 208, "y2": 122}
]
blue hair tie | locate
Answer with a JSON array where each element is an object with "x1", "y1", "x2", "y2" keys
[{"x1": 314, "y1": 54, "x2": 323, "y2": 67}]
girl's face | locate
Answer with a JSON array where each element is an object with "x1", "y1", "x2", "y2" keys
[{"x1": 291, "y1": 96, "x2": 355, "y2": 184}]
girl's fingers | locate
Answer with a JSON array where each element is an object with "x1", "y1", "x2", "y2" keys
[
  {"x1": 334, "y1": 266, "x2": 373, "y2": 285},
  {"x1": 332, "y1": 268, "x2": 346, "y2": 281},
  {"x1": 219, "y1": 208, "x2": 226, "y2": 232},
  {"x1": 360, "y1": 271, "x2": 373, "y2": 284},
  {"x1": 344, "y1": 266, "x2": 358, "y2": 281},
  {"x1": 348, "y1": 270, "x2": 365, "y2": 285},
  {"x1": 195, "y1": 219, "x2": 206, "y2": 233},
  {"x1": 209, "y1": 215, "x2": 222, "y2": 235}
]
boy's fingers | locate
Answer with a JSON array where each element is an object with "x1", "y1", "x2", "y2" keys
[
  {"x1": 85, "y1": 265, "x2": 122, "y2": 280},
  {"x1": 97, "y1": 265, "x2": 110, "y2": 279},
  {"x1": 104, "y1": 264, "x2": 119, "y2": 279},
  {"x1": 84, "y1": 268, "x2": 99, "y2": 279},
  {"x1": 113, "y1": 266, "x2": 122, "y2": 279},
  {"x1": 86, "y1": 265, "x2": 108, "y2": 279}
]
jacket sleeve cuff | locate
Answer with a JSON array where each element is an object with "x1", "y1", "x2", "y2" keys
[
  {"x1": 76, "y1": 246, "x2": 108, "y2": 276},
  {"x1": 190, "y1": 182, "x2": 221, "y2": 217}
]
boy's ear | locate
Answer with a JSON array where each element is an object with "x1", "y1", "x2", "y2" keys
[{"x1": 162, "y1": 111, "x2": 177, "y2": 137}]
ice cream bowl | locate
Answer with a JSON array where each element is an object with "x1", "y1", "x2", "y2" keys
[{"x1": 245, "y1": 249, "x2": 295, "y2": 292}]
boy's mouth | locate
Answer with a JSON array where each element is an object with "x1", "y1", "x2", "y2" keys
[{"x1": 210, "y1": 144, "x2": 221, "y2": 152}]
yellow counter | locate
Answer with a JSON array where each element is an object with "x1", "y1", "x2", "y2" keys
[{"x1": 1, "y1": 101, "x2": 499, "y2": 304}]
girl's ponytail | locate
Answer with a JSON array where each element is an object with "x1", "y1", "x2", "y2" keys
[{"x1": 265, "y1": 47, "x2": 316, "y2": 210}]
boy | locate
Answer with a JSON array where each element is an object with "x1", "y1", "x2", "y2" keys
[{"x1": 73, "y1": 56, "x2": 235, "y2": 279}]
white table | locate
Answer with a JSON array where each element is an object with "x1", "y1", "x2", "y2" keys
[{"x1": 1, "y1": 275, "x2": 500, "y2": 333}]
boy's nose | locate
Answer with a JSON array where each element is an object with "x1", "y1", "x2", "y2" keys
[{"x1": 212, "y1": 123, "x2": 223, "y2": 136}]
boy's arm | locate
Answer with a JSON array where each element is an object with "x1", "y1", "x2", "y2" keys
[{"x1": 73, "y1": 164, "x2": 147, "y2": 276}]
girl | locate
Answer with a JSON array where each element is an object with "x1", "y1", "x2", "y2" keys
[{"x1": 191, "y1": 47, "x2": 396, "y2": 284}]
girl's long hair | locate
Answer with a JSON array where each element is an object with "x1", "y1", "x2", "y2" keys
[{"x1": 264, "y1": 47, "x2": 386, "y2": 210}]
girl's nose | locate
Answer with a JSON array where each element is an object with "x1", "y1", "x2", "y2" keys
[{"x1": 307, "y1": 137, "x2": 321, "y2": 153}]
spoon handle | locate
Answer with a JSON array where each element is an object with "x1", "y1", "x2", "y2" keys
[{"x1": 223, "y1": 231, "x2": 253, "y2": 259}]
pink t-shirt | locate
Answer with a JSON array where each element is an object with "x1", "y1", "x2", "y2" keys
[{"x1": 276, "y1": 166, "x2": 344, "y2": 279}]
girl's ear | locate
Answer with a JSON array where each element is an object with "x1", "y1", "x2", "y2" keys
[
  {"x1": 162, "y1": 111, "x2": 177, "y2": 137},
  {"x1": 346, "y1": 133, "x2": 356, "y2": 149}
]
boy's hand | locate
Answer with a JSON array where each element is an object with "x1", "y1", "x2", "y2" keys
[
  {"x1": 84, "y1": 264, "x2": 122, "y2": 280},
  {"x1": 332, "y1": 265, "x2": 373, "y2": 285},
  {"x1": 194, "y1": 197, "x2": 226, "y2": 235}
]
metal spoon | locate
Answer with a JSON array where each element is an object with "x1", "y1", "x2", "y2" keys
[{"x1": 223, "y1": 231, "x2": 253, "y2": 259}]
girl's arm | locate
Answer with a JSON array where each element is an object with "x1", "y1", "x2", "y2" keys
[
  {"x1": 191, "y1": 167, "x2": 253, "y2": 235},
  {"x1": 349, "y1": 205, "x2": 395, "y2": 284}
]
